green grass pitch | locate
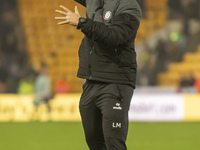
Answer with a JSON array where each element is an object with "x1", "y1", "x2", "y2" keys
[{"x1": 0, "y1": 122, "x2": 200, "y2": 150}]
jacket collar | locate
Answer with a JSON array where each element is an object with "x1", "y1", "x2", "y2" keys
[
  {"x1": 86, "y1": 0, "x2": 119, "y2": 18},
  {"x1": 86, "y1": 0, "x2": 142, "y2": 22}
]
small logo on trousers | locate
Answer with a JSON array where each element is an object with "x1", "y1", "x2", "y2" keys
[{"x1": 113, "y1": 103, "x2": 122, "y2": 110}]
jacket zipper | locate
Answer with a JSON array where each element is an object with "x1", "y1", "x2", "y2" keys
[
  {"x1": 88, "y1": 46, "x2": 94, "y2": 80},
  {"x1": 89, "y1": 3, "x2": 103, "y2": 80}
]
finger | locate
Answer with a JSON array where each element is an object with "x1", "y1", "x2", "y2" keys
[
  {"x1": 55, "y1": 17, "x2": 67, "y2": 20},
  {"x1": 60, "y1": 5, "x2": 70, "y2": 12},
  {"x1": 58, "y1": 20, "x2": 69, "y2": 25},
  {"x1": 75, "y1": 6, "x2": 80, "y2": 14},
  {"x1": 55, "y1": 10, "x2": 68, "y2": 15}
]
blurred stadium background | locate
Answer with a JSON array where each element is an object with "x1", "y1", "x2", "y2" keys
[{"x1": 0, "y1": 0, "x2": 200, "y2": 150}]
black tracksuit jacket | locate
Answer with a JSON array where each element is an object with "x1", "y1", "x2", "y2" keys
[{"x1": 75, "y1": 0, "x2": 142, "y2": 88}]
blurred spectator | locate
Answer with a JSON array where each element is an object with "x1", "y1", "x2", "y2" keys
[
  {"x1": 179, "y1": 74, "x2": 195, "y2": 87},
  {"x1": 194, "y1": 76, "x2": 200, "y2": 93},
  {"x1": 178, "y1": 32, "x2": 188, "y2": 57},
  {"x1": 0, "y1": 82, "x2": 7, "y2": 93},
  {"x1": 137, "y1": 44, "x2": 150, "y2": 85},
  {"x1": 54, "y1": 76, "x2": 70, "y2": 94},
  {"x1": 146, "y1": 55, "x2": 157, "y2": 85},
  {"x1": 183, "y1": 0, "x2": 199, "y2": 19},
  {"x1": 0, "y1": 2, "x2": 16, "y2": 30},
  {"x1": 198, "y1": 1, "x2": 200, "y2": 20},
  {"x1": 168, "y1": 0, "x2": 200, "y2": 20},
  {"x1": 137, "y1": 43, "x2": 158, "y2": 85},
  {"x1": 167, "y1": 41, "x2": 182, "y2": 62},
  {"x1": 9, "y1": 57, "x2": 20, "y2": 78},
  {"x1": 1, "y1": 28, "x2": 17, "y2": 67},
  {"x1": 140, "y1": 44, "x2": 150, "y2": 64},
  {"x1": 16, "y1": 42, "x2": 28, "y2": 68},
  {"x1": 155, "y1": 39, "x2": 168, "y2": 73},
  {"x1": 0, "y1": 59, "x2": 8, "y2": 93},
  {"x1": 178, "y1": 74, "x2": 195, "y2": 93},
  {"x1": 33, "y1": 64, "x2": 52, "y2": 112},
  {"x1": 6, "y1": 56, "x2": 20, "y2": 93},
  {"x1": 168, "y1": 0, "x2": 182, "y2": 19},
  {"x1": 17, "y1": 72, "x2": 34, "y2": 94}
]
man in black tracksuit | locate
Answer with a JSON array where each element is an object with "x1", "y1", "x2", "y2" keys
[{"x1": 55, "y1": 0, "x2": 142, "y2": 149}]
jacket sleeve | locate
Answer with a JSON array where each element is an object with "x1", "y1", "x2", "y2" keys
[
  {"x1": 74, "y1": 0, "x2": 86, "y2": 7},
  {"x1": 79, "y1": 13, "x2": 140, "y2": 47}
]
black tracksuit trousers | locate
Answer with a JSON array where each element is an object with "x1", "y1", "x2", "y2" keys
[{"x1": 79, "y1": 80, "x2": 134, "y2": 150}]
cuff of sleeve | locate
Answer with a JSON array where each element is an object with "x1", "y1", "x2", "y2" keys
[
  {"x1": 77, "y1": 18, "x2": 86, "y2": 30},
  {"x1": 77, "y1": 22, "x2": 84, "y2": 30},
  {"x1": 77, "y1": 18, "x2": 92, "y2": 30}
]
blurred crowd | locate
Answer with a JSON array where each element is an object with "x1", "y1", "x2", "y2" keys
[
  {"x1": 0, "y1": 0, "x2": 33, "y2": 93},
  {"x1": 168, "y1": 0, "x2": 200, "y2": 20},
  {"x1": 0, "y1": 0, "x2": 200, "y2": 94},
  {"x1": 137, "y1": 38, "x2": 187, "y2": 86},
  {"x1": 137, "y1": 0, "x2": 200, "y2": 90},
  {"x1": 0, "y1": 0, "x2": 71, "y2": 94}
]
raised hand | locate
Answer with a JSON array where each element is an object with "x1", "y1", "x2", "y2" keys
[{"x1": 55, "y1": 5, "x2": 81, "y2": 26}]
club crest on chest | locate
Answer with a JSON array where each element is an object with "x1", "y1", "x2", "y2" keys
[{"x1": 104, "y1": 11, "x2": 112, "y2": 20}]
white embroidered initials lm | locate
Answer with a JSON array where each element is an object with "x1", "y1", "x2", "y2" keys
[{"x1": 112, "y1": 122, "x2": 122, "y2": 128}]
